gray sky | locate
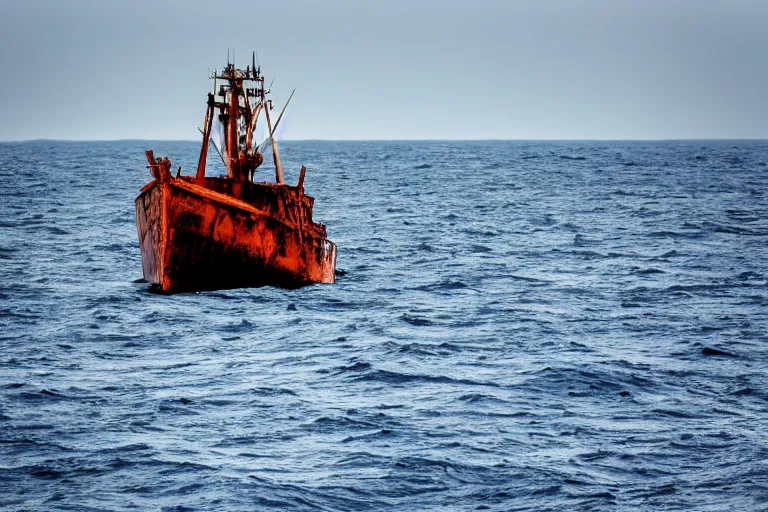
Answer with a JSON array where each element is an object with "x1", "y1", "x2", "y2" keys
[{"x1": 1, "y1": 0, "x2": 767, "y2": 140}]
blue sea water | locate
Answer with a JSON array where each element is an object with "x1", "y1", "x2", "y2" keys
[{"x1": 1, "y1": 140, "x2": 767, "y2": 511}]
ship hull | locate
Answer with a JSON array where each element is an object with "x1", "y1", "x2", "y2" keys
[{"x1": 135, "y1": 178, "x2": 336, "y2": 293}]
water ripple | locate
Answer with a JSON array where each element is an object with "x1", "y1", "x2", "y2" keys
[{"x1": 1, "y1": 140, "x2": 767, "y2": 511}]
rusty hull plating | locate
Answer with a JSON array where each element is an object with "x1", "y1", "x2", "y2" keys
[{"x1": 135, "y1": 54, "x2": 336, "y2": 293}]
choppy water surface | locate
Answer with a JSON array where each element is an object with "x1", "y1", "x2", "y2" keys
[{"x1": 1, "y1": 140, "x2": 767, "y2": 511}]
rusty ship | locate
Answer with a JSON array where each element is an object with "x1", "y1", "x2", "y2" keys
[{"x1": 135, "y1": 54, "x2": 336, "y2": 293}]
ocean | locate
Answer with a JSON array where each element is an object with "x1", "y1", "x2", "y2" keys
[{"x1": 1, "y1": 140, "x2": 767, "y2": 511}]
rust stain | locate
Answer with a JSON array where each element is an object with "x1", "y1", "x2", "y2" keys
[{"x1": 135, "y1": 53, "x2": 336, "y2": 293}]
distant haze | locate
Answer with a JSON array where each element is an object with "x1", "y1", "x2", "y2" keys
[{"x1": 1, "y1": 0, "x2": 767, "y2": 140}]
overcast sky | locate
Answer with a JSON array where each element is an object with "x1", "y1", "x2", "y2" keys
[{"x1": 1, "y1": 0, "x2": 767, "y2": 140}]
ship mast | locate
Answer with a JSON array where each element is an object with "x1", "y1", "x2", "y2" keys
[
  {"x1": 194, "y1": 52, "x2": 291, "y2": 185},
  {"x1": 195, "y1": 80, "x2": 216, "y2": 181}
]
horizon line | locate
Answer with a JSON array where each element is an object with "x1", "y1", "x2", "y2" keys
[{"x1": 3, "y1": 137, "x2": 768, "y2": 143}]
